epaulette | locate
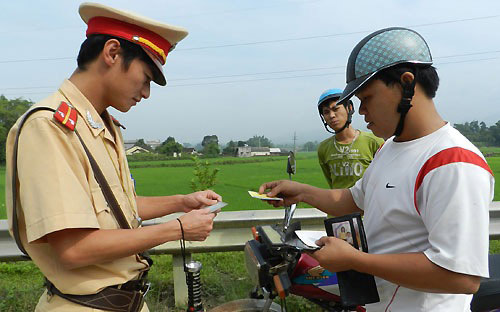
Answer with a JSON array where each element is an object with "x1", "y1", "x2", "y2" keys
[
  {"x1": 111, "y1": 115, "x2": 126, "y2": 129},
  {"x1": 54, "y1": 101, "x2": 77, "y2": 131}
]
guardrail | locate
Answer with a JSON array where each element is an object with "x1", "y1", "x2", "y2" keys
[{"x1": 1, "y1": 203, "x2": 499, "y2": 307}]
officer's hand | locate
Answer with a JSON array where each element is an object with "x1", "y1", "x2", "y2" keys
[
  {"x1": 258, "y1": 180, "x2": 304, "y2": 207},
  {"x1": 181, "y1": 190, "x2": 222, "y2": 213},
  {"x1": 307, "y1": 236, "x2": 361, "y2": 272},
  {"x1": 178, "y1": 208, "x2": 215, "y2": 241}
]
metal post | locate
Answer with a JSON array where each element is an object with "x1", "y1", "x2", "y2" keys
[{"x1": 173, "y1": 253, "x2": 191, "y2": 307}]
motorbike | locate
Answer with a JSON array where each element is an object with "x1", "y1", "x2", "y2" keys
[{"x1": 211, "y1": 152, "x2": 360, "y2": 312}]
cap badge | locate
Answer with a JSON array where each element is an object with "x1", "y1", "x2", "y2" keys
[
  {"x1": 54, "y1": 101, "x2": 77, "y2": 131},
  {"x1": 86, "y1": 110, "x2": 102, "y2": 129}
]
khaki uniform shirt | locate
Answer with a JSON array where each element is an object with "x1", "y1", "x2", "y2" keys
[{"x1": 6, "y1": 80, "x2": 149, "y2": 308}]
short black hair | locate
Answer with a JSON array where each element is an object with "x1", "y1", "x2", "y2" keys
[
  {"x1": 77, "y1": 34, "x2": 156, "y2": 74},
  {"x1": 373, "y1": 64, "x2": 440, "y2": 99}
]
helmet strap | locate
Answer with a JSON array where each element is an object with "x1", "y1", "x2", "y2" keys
[
  {"x1": 394, "y1": 68, "x2": 418, "y2": 137},
  {"x1": 335, "y1": 102, "x2": 354, "y2": 133},
  {"x1": 334, "y1": 122, "x2": 349, "y2": 134},
  {"x1": 322, "y1": 120, "x2": 336, "y2": 134}
]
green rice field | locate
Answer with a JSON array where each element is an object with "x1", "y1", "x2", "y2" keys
[
  {"x1": 0, "y1": 166, "x2": 4, "y2": 219},
  {"x1": 130, "y1": 152, "x2": 329, "y2": 212},
  {"x1": 0, "y1": 152, "x2": 330, "y2": 219},
  {"x1": 0, "y1": 153, "x2": 498, "y2": 219},
  {"x1": 481, "y1": 146, "x2": 500, "y2": 156}
]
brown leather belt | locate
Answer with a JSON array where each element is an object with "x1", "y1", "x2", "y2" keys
[{"x1": 45, "y1": 278, "x2": 150, "y2": 312}]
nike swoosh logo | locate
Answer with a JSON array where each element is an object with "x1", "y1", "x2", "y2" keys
[{"x1": 386, "y1": 183, "x2": 395, "y2": 189}]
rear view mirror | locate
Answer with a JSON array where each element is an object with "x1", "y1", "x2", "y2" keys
[{"x1": 284, "y1": 151, "x2": 296, "y2": 231}]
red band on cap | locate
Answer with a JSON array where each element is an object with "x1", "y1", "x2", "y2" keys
[{"x1": 86, "y1": 16, "x2": 171, "y2": 64}]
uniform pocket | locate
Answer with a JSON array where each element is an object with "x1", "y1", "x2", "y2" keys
[{"x1": 90, "y1": 187, "x2": 118, "y2": 229}]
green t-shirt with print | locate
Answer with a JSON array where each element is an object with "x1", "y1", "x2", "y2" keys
[{"x1": 317, "y1": 131, "x2": 384, "y2": 189}]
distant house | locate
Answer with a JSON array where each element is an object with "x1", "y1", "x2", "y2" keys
[
  {"x1": 146, "y1": 140, "x2": 161, "y2": 150},
  {"x1": 123, "y1": 139, "x2": 161, "y2": 151},
  {"x1": 236, "y1": 146, "x2": 280, "y2": 157},
  {"x1": 124, "y1": 140, "x2": 137, "y2": 150},
  {"x1": 125, "y1": 146, "x2": 150, "y2": 156},
  {"x1": 251, "y1": 147, "x2": 271, "y2": 156},
  {"x1": 270, "y1": 148, "x2": 281, "y2": 155},
  {"x1": 236, "y1": 146, "x2": 252, "y2": 157},
  {"x1": 182, "y1": 147, "x2": 197, "y2": 155},
  {"x1": 168, "y1": 148, "x2": 199, "y2": 158}
]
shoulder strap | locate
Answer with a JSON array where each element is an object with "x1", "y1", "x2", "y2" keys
[
  {"x1": 12, "y1": 107, "x2": 131, "y2": 257},
  {"x1": 12, "y1": 107, "x2": 56, "y2": 257}
]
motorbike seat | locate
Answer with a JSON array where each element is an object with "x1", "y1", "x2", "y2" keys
[{"x1": 470, "y1": 254, "x2": 500, "y2": 312}]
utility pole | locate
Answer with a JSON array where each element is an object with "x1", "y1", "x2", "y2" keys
[{"x1": 293, "y1": 132, "x2": 297, "y2": 154}]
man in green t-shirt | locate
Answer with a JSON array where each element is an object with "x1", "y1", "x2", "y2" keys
[{"x1": 317, "y1": 88, "x2": 384, "y2": 189}]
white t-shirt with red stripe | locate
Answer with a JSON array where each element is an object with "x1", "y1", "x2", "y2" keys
[{"x1": 350, "y1": 123, "x2": 494, "y2": 312}]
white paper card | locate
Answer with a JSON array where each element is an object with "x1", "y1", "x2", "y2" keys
[
  {"x1": 248, "y1": 191, "x2": 283, "y2": 201},
  {"x1": 207, "y1": 201, "x2": 227, "y2": 213},
  {"x1": 295, "y1": 230, "x2": 327, "y2": 248}
]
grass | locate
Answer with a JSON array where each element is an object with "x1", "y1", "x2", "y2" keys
[
  {"x1": 487, "y1": 157, "x2": 500, "y2": 199},
  {"x1": 481, "y1": 146, "x2": 500, "y2": 156},
  {"x1": 128, "y1": 155, "x2": 289, "y2": 168},
  {"x1": 131, "y1": 152, "x2": 328, "y2": 212},
  {"x1": 0, "y1": 261, "x2": 44, "y2": 311},
  {"x1": 0, "y1": 167, "x2": 4, "y2": 219},
  {"x1": 0, "y1": 153, "x2": 326, "y2": 218},
  {"x1": 491, "y1": 241, "x2": 500, "y2": 254},
  {"x1": 1, "y1": 154, "x2": 496, "y2": 218},
  {"x1": 0, "y1": 252, "x2": 321, "y2": 312},
  {"x1": 1, "y1": 154, "x2": 497, "y2": 218}
]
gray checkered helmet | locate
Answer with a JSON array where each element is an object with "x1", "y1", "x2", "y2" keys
[{"x1": 337, "y1": 27, "x2": 433, "y2": 104}]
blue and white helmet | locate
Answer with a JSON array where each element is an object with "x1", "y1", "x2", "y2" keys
[
  {"x1": 337, "y1": 27, "x2": 433, "y2": 137},
  {"x1": 318, "y1": 88, "x2": 343, "y2": 108}
]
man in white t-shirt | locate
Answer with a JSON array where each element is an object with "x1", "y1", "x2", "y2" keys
[{"x1": 259, "y1": 27, "x2": 494, "y2": 311}]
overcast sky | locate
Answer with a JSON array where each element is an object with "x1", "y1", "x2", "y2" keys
[{"x1": 0, "y1": 0, "x2": 499, "y2": 145}]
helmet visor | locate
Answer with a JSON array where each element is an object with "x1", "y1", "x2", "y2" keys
[{"x1": 337, "y1": 71, "x2": 376, "y2": 105}]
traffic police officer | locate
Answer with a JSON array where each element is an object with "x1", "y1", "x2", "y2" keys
[{"x1": 6, "y1": 2, "x2": 221, "y2": 311}]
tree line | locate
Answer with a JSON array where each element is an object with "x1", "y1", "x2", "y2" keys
[
  {"x1": 1, "y1": 95, "x2": 498, "y2": 163},
  {"x1": 453, "y1": 121, "x2": 500, "y2": 147},
  {"x1": 0, "y1": 96, "x2": 33, "y2": 163},
  {"x1": 140, "y1": 134, "x2": 275, "y2": 157}
]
